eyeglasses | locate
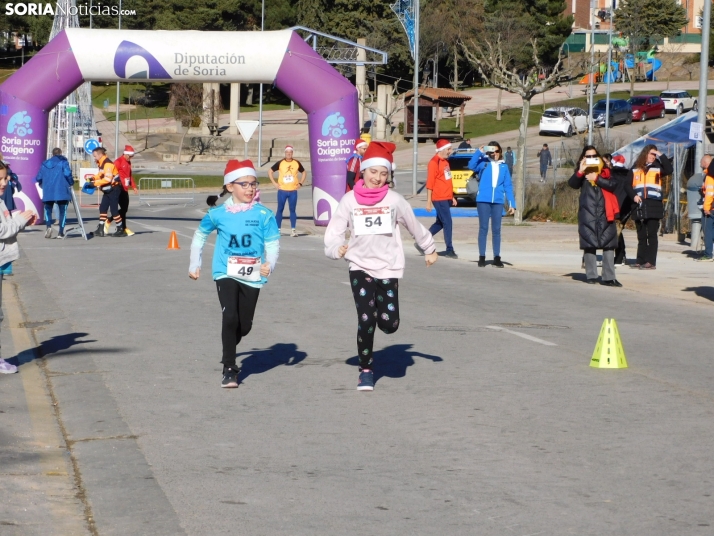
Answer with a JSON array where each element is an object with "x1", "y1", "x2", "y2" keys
[{"x1": 232, "y1": 181, "x2": 258, "y2": 189}]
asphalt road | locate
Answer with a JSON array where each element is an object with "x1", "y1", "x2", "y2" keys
[{"x1": 2, "y1": 201, "x2": 713, "y2": 535}]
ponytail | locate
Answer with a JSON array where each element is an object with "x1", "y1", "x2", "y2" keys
[{"x1": 206, "y1": 185, "x2": 230, "y2": 207}]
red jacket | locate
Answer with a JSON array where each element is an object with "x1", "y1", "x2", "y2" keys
[{"x1": 114, "y1": 155, "x2": 137, "y2": 192}]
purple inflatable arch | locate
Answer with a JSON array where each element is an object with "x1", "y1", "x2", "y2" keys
[{"x1": 0, "y1": 29, "x2": 358, "y2": 224}]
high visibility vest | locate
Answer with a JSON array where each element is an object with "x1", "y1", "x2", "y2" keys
[
  {"x1": 703, "y1": 174, "x2": 714, "y2": 212},
  {"x1": 632, "y1": 167, "x2": 663, "y2": 200}
]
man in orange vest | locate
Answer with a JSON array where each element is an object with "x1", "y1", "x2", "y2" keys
[
  {"x1": 114, "y1": 145, "x2": 139, "y2": 236},
  {"x1": 424, "y1": 139, "x2": 458, "y2": 259},
  {"x1": 89, "y1": 147, "x2": 124, "y2": 237},
  {"x1": 697, "y1": 154, "x2": 714, "y2": 262}
]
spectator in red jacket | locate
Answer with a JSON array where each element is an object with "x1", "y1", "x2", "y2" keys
[{"x1": 114, "y1": 145, "x2": 138, "y2": 237}]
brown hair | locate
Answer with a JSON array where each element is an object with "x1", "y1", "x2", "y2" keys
[
  {"x1": 0, "y1": 161, "x2": 7, "y2": 174},
  {"x1": 633, "y1": 144, "x2": 658, "y2": 171},
  {"x1": 576, "y1": 145, "x2": 601, "y2": 166}
]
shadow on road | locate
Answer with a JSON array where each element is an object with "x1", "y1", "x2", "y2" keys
[
  {"x1": 682, "y1": 286, "x2": 714, "y2": 302},
  {"x1": 345, "y1": 343, "x2": 443, "y2": 384},
  {"x1": 237, "y1": 343, "x2": 307, "y2": 383},
  {"x1": 563, "y1": 272, "x2": 590, "y2": 283},
  {"x1": 7, "y1": 332, "x2": 127, "y2": 367}
]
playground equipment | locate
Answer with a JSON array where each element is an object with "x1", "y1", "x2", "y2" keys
[
  {"x1": 0, "y1": 29, "x2": 358, "y2": 225},
  {"x1": 625, "y1": 48, "x2": 661, "y2": 81}
]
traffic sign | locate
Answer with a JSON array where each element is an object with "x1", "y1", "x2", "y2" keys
[
  {"x1": 84, "y1": 138, "x2": 101, "y2": 154},
  {"x1": 235, "y1": 120, "x2": 260, "y2": 143}
]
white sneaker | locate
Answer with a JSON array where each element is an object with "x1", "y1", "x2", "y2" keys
[
  {"x1": 291, "y1": 229, "x2": 298, "y2": 237},
  {"x1": 104, "y1": 221, "x2": 111, "y2": 234},
  {"x1": 0, "y1": 358, "x2": 18, "y2": 374},
  {"x1": 124, "y1": 227, "x2": 135, "y2": 237},
  {"x1": 44, "y1": 228, "x2": 53, "y2": 239}
]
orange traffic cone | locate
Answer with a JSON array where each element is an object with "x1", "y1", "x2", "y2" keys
[{"x1": 167, "y1": 231, "x2": 180, "y2": 250}]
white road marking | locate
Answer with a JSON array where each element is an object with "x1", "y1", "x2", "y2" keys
[{"x1": 485, "y1": 326, "x2": 557, "y2": 346}]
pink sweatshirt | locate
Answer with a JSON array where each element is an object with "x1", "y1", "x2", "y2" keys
[{"x1": 324, "y1": 189, "x2": 436, "y2": 279}]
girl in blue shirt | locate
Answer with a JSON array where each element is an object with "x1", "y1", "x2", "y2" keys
[
  {"x1": 189, "y1": 160, "x2": 280, "y2": 388},
  {"x1": 467, "y1": 141, "x2": 516, "y2": 268}
]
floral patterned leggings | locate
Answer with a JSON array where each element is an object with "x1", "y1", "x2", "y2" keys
[{"x1": 349, "y1": 270, "x2": 400, "y2": 369}]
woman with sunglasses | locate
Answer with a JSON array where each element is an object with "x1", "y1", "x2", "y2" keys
[
  {"x1": 189, "y1": 160, "x2": 280, "y2": 388},
  {"x1": 467, "y1": 140, "x2": 516, "y2": 268},
  {"x1": 568, "y1": 146, "x2": 621, "y2": 286},
  {"x1": 629, "y1": 144, "x2": 672, "y2": 269}
]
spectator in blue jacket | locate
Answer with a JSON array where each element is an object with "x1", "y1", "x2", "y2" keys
[
  {"x1": 467, "y1": 141, "x2": 516, "y2": 268},
  {"x1": 35, "y1": 148, "x2": 74, "y2": 239}
]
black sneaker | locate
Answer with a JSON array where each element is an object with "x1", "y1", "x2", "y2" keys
[
  {"x1": 221, "y1": 367, "x2": 239, "y2": 388},
  {"x1": 493, "y1": 256, "x2": 504, "y2": 268},
  {"x1": 111, "y1": 227, "x2": 127, "y2": 237},
  {"x1": 357, "y1": 369, "x2": 374, "y2": 391},
  {"x1": 477, "y1": 256, "x2": 486, "y2": 267},
  {"x1": 601, "y1": 279, "x2": 623, "y2": 287},
  {"x1": 444, "y1": 250, "x2": 458, "y2": 259},
  {"x1": 95, "y1": 224, "x2": 105, "y2": 237}
]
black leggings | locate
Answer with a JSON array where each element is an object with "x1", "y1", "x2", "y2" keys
[
  {"x1": 216, "y1": 278, "x2": 260, "y2": 370},
  {"x1": 119, "y1": 188, "x2": 130, "y2": 223},
  {"x1": 349, "y1": 270, "x2": 400, "y2": 369}
]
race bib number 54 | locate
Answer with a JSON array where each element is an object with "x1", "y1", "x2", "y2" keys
[
  {"x1": 353, "y1": 206, "x2": 392, "y2": 236},
  {"x1": 227, "y1": 256, "x2": 261, "y2": 282}
]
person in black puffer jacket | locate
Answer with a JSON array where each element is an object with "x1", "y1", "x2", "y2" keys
[{"x1": 568, "y1": 145, "x2": 621, "y2": 287}]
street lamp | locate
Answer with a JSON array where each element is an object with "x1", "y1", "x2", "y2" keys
[
  {"x1": 114, "y1": 0, "x2": 122, "y2": 159},
  {"x1": 587, "y1": 5, "x2": 597, "y2": 145}
]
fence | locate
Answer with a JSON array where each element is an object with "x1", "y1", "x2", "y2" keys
[{"x1": 138, "y1": 178, "x2": 196, "y2": 206}]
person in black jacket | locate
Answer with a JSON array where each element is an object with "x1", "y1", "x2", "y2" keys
[
  {"x1": 568, "y1": 146, "x2": 621, "y2": 287},
  {"x1": 629, "y1": 144, "x2": 673, "y2": 269},
  {"x1": 605, "y1": 154, "x2": 640, "y2": 265}
]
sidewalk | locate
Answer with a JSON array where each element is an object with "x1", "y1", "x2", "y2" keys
[{"x1": 284, "y1": 192, "x2": 713, "y2": 308}]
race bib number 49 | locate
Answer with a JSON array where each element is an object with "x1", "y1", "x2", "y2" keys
[
  {"x1": 227, "y1": 256, "x2": 261, "y2": 282},
  {"x1": 353, "y1": 206, "x2": 392, "y2": 236}
]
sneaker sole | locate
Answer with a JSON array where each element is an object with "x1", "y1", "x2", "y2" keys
[
  {"x1": 357, "y1": 385, "x2": 374, "y2": 391},
  {"x1": 221, "y1": 382, "x2": 239, "y2": 388},
  {"x1": 0, "y1": 368, "x2": 18, "y2": 374}
]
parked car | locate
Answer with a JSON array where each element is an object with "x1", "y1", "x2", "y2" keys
[
  {"x1": 627, "y1": 95, "x2": 665, "y2": 122},
  {"x1": 448, "y1": 149, "x2": 476, "y2": 201},
  {"x1": 660, "y1": 90, "x2": 697, "y2": 114},
  {"x1": 539, "y1": 107, "x2": 588, "y2": 137},
  {"x1": 593, "y1": 99, "x2": 632, "y2": 127}
]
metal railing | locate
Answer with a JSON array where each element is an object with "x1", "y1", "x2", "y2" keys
[{"x1": 138, "y1": 178, "x2": 196, "y2": 206}]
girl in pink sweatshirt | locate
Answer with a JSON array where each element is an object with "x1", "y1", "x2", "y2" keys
[{"x1": 324, "y1": 142, "x2": 438, "y2": 391}]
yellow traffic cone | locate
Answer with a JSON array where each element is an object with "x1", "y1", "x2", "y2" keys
[{"x1": 590, "y1": 319, "x2": 628, "y2": 369}]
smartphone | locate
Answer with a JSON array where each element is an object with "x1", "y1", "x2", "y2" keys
[
  {"x1": 585, "y1": 157, "x2": 601, "y2": 166},
  {"x1": 484, "y1": 145, "x2": 497, "y2": 153}
]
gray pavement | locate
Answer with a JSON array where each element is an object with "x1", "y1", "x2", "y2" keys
[{"x1": 1, "y1": 195, "x2": 714, "y2": 535}]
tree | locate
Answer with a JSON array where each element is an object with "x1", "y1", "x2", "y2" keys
[
  {"x1": 614, "y1": 0, "x2": 688, "y2": 52},
  {"x1": 171, "y1": 83, "x2": 205, "y2": 163},
  {"x1": 485, "y1": 0, "x2": 573, "y2": 66},
  {"x1": 358, "y1": 81, "x2": 405, "y2": 142},
  {"x1": 461, "y1": 4, "x2": 582, "y2": 223}
]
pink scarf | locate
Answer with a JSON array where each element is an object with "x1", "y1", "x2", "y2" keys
[
  {"x1": 353, "y1": 179, "x2": 388, "y2": 206},
  {"x1": 225, "y1": 189, "x2": 261, "y2": 213}
]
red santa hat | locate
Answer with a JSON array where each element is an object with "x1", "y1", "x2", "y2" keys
[
  {"x1": 435, "y1": 139, "x2": 451, "y2": 152},
  {"x1": 123, "y1": 145, "x2": 135, "y2": 155},
  {"x1": 360, "y1": 141, "x2": 396, "y2": 171},
  {"x1": 612, "y1": 154, "x2": 626, "y2": 167},
  {"x1": 224, "y1": 159, "x2": 256, "y2": 185},
  {"x1": 284, "y1": 145, "x2": 294, "y2": 152},
  {"x1": 355, "y1": 139, "x2": 368, "y2": 151}
]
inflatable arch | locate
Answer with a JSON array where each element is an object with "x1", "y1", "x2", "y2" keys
[{"x1": 0, "y1": 29, "x2": 358, "y2": 225}]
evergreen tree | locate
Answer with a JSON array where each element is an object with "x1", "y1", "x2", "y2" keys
[
  {"x1": 484, "y1": 0, "x2": 573, "y2": 66},
  {"x1": 614, "y1": 0, "x2": 689, "y2": 51}
]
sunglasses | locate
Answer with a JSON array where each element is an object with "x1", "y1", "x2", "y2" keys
[
  {"x1": 585, "y1": 153, "x2": 598, "y2": 157},
  {"x1": 232, "y1": 181, "x2": 258, "y2": 189}
]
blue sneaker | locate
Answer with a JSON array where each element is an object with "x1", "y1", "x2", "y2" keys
[{"x1": 357, "y1": 369, "x2": 374, "y2": 391}]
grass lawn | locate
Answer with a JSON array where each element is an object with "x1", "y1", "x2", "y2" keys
[{"x1": 133, "y1": 174, "x2": 272, "y2": 189}]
